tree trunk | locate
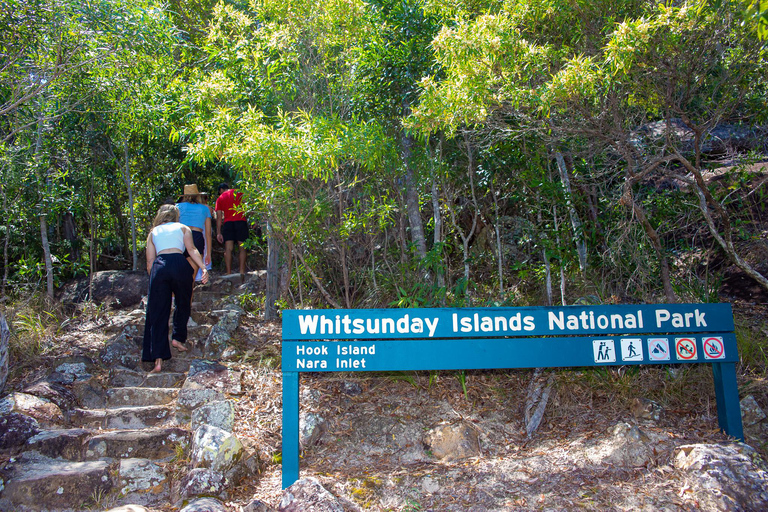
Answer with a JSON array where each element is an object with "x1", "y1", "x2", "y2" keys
[
  {"x1": 431, "y1": 178, "x2": 445, "y2": 289},
  {"x1": 122, "y1": 143, "x2": 138, "y2": 271},
  {"x1": 0, "y1": 313, "x2": 9, "y2": 393},
  {"x1": 89, "y1": 170, "x2": 96, "y2": 300},
  {"x1": 620, "y1": 183, "x2": 677, "y2": 303},
  {"x1": 401, "y1": 131, "x2": 427, "y2": 259},
  {"x1": 1, "y1": 184, "x2": 8, "y2": 299},
  {"x1": 34, "y1": 114, "x2": 54, "y2": 300},
  {"x1": 490, "y1": 177, "x2": 504, "y2": 295},
  {"x1": 40, "y1": 214, "x2": 54, "y2": 299},
  {"x1": 265, "y1": 221, "x2": 280, "y2": 320},
  {"x1": 554, "y1": 151, "x2": 587, "y2": 274}
]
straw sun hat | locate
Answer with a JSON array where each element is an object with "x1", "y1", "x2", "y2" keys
[{"x1": 178, "y1": 184, "x2": 208, "y2": 202}]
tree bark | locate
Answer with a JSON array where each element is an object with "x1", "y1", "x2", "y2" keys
[
  {"x1": 265, "y1": 221, "x2": 280, "y2": 320},
  {"x1": 40, "y1": 214, "x2": 54, "y2": 299},
  {"x1": 401, "y1": 131, "x2": 427, "y2": 259},
  {"x1": 554, "y1": 151, "x2": 587, "y2": 274},
  {"x1": 123, "y1": 143, "x2": 138, "y2": 271},
  {"x1": 1, "y1": 183, "x2": 8, "y2": 299},
  {"x1": 620, "y1": 182, "x2": 677, "y2": 303}
]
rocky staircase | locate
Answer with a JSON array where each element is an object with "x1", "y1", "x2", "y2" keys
[{"x1": 0, "y1": 272, "x2": 262, "y2": 511}]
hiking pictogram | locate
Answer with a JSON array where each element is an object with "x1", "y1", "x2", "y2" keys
[{"x1": 621, "y1": 338, "x2": 643, "y2": 361}]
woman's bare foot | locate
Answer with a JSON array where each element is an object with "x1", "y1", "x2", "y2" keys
[
  {"x1": 171, "y1": 340, "x2": 188, "y2": 352},
  {"x1": 150, "y1": 359, "x2": 162, "y2": 373}
]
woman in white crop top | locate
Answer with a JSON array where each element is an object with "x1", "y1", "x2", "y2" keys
[{"x1": 143, "y1": 205, "x2": 209, "y2": 373}]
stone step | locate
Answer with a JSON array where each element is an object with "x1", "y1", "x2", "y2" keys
[
  {"x1": 121, "y1": 354, "x2": 194, "y2": 373},
  {"x1": 0, "y1": 454, "x2": 115, "y2": 509},
  {"x1": 192, "y1": 290, "x2": 229, "y2": 304},
  {"x1": 109, "y1": 367, "x2": 187, "y2": 388},
  {"x1": 23, "y1": 428, "x2": 92, "y2": 461},
  {"x1": 106, "y1": 387, "x2": 179, "y2": 408},
  {"x1": 70, "y1": 405, "x2": 174, "y2": 429},
  {"x1": 129, "y1": 323, "x2": 212, "y2": 341},
  {"x1": 85, "y1": 427, "x2": 189, "y2": 460}
]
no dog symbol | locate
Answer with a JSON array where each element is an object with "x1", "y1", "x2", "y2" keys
[
  {"x1": 675, "y1": 337, "x2": 697, "y2": 360},
  {"x1": 703, "y1": 337, "x2": 725, "y2": 360}
]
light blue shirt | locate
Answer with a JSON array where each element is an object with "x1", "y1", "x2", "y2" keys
[{"x1": 176, "y1": 202, "x2": 211, "y2": 230}]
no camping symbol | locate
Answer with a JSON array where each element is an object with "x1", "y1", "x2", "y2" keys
[
  {"x1": 675, "y1": 337, "x2": 697, "y2": 361},
  {"x1": 703, "y1": 337, "x2": 725, "y2": 360}
]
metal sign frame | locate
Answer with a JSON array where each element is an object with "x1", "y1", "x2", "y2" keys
[{"x1": 281, "y1": 303, "x2": 742, "y2": 488}]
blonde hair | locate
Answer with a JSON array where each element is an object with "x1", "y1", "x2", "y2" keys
[
  {"x1": 153, "y1": 204, "x2": 180, "y2": 227},
  {"x1": 182, "y1": 194, "x2": 200, "y2": 204}
]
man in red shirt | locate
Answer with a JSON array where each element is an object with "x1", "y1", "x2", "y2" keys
[{"x1": 215, "y1": 182, "x2": 248, "y2": 275}]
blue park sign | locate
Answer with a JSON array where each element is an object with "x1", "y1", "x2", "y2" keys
[{"x1": 281, "y1": 303, "x2": 742, "y2": 488}]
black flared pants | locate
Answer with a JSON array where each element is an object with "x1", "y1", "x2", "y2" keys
[{"x1": 142, "y1": 253, "x2": 193, "y2": 362}]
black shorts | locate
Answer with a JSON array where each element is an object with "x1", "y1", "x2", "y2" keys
[
  {"x1": 222, "y1": 220, "x2": 248, "y2": 243},
  {"x1": 183, "y1": 231, "x2": 205, "y2": 258}
]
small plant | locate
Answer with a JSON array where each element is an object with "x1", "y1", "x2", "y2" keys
[{"x1": 456, "y1": 370, "x2": 468, "y2": 398}]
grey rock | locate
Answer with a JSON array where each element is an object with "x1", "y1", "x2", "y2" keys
[
  {"x1": 104, "y1": 506, "x2": 151, "y2": 512},
  {"x1": 191, "y1": 400, "x2": 235, "y2": 432},
  {"x1": 300, "y1": 412, "x2": 326, "y2": 448},
  {"x1": 22, "y1": 380, "x2": 77, "y2": 411},
  {"x1": 279, "y1": 477, "x2": 344, "y2": 512},
  {"x1": 191, "y1": 424, "x2": 244, "y2": 473},
  {"x1": 0, "y1": 412, "x2": 40, "y2": 451},
  {"x1": 204, "y1": 306, "x2": 244, "y2": 358},
  {"x1": 103, "y1": 404, "x2": 173, "y2": 429},
  {"x1": 741, "y1": 394, "x2": 766, "y2": 426},
  {"x1": 0, "y1": 456, "x2": 115, "y2": 508},
  {"x1": 341, "y1": 381, "x2": 362, "y2": 396},
  {"x1": 674, "y1": 443, "x2": 768, "y2": 511},
  {"x1": 118, "y1": 458, "x2": 168, "y2": 495},
  {"x1": 59, "y1": 270, "x2": 149, "y2": 308},
  {"x1": 630, "y1": 397, "x2": 663, "y2": 422},
  {"x1": 101, "y1": 332, "x2": 137, "y2": 366},
  {"x1": 180, "y1": 496, "x2": 229, "y2": 512},
  {"x1": 71, "y1": 375, "x2": 106, "y2": 408},
  {"x1": 180, "y1": 468, "x2": 228, "y2": 500},
  {"x1": 0, "y1": 392, "x2": 64, "y2": 427},
  {"x1": 244, "y1": 498, "x2": 276, "y2": 512},
  {"x1": 586, "y1": 422, "x2": 654, "y2": 467},
  {"x1": 109, "y1": 366, "x2": 186, "y2": 388},
  {"x1": 189, "y1": 360, "x2": 228, "y2": 378},
  {"x1": 177, "y1": 379, "x2": 225, "y2": 415},
  {"x1": 107, "y1": 387, "x2": 179, "y2": 408},
  {"x1": 423, "y1": 421, "x2": 481, "y2": 461},
  {"x1": 25, "y1": 428, "x2": 90, "y2": 460},
  {"x1": 85, "y1": 427, "x2": 188, "y2": 460}
]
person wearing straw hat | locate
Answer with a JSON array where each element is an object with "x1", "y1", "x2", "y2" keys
[{"x1": 176, "y1": 184, "x2": 212, "y2": 280}]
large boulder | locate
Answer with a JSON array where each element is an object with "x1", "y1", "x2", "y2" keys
[
  {"x1": 278, "y1": 477, "x2": 344, "y2": 512},
  {"x1": 423, "y1": 422, "x2": 481, "y2": 461},
  {"x1": 179, "y1": 468, "x2": 228, "y2": 501},
  {"x1": 0, "y1": 393, "x2": 64, "y2": 428},
  {"x1": 191, "y1": 424, "x2": 244, "y2": 474},
  {"x1": 674, "y1": 443, "x2": 768, "y2": 511},
  {"x1": 59, "y1": 270, "x2": 148, "y2": 308},
  {"x1": 191, "y1": 400, "x2": 235, "y2": 433},
  {"x1": 0, "y1": 413, "x2": 40, "y2": 451}
]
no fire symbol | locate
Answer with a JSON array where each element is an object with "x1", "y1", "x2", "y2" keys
[
  {"x1": 675, "y1": 338, "x2": 697, "y2": 360},
  {"x1": 703, "y1": 337, "x2": 725, "y2": 360}
]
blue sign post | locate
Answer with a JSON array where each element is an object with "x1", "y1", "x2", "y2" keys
[{"x1": 281, "y1": 304, "x2": 742, "y2": 488}]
